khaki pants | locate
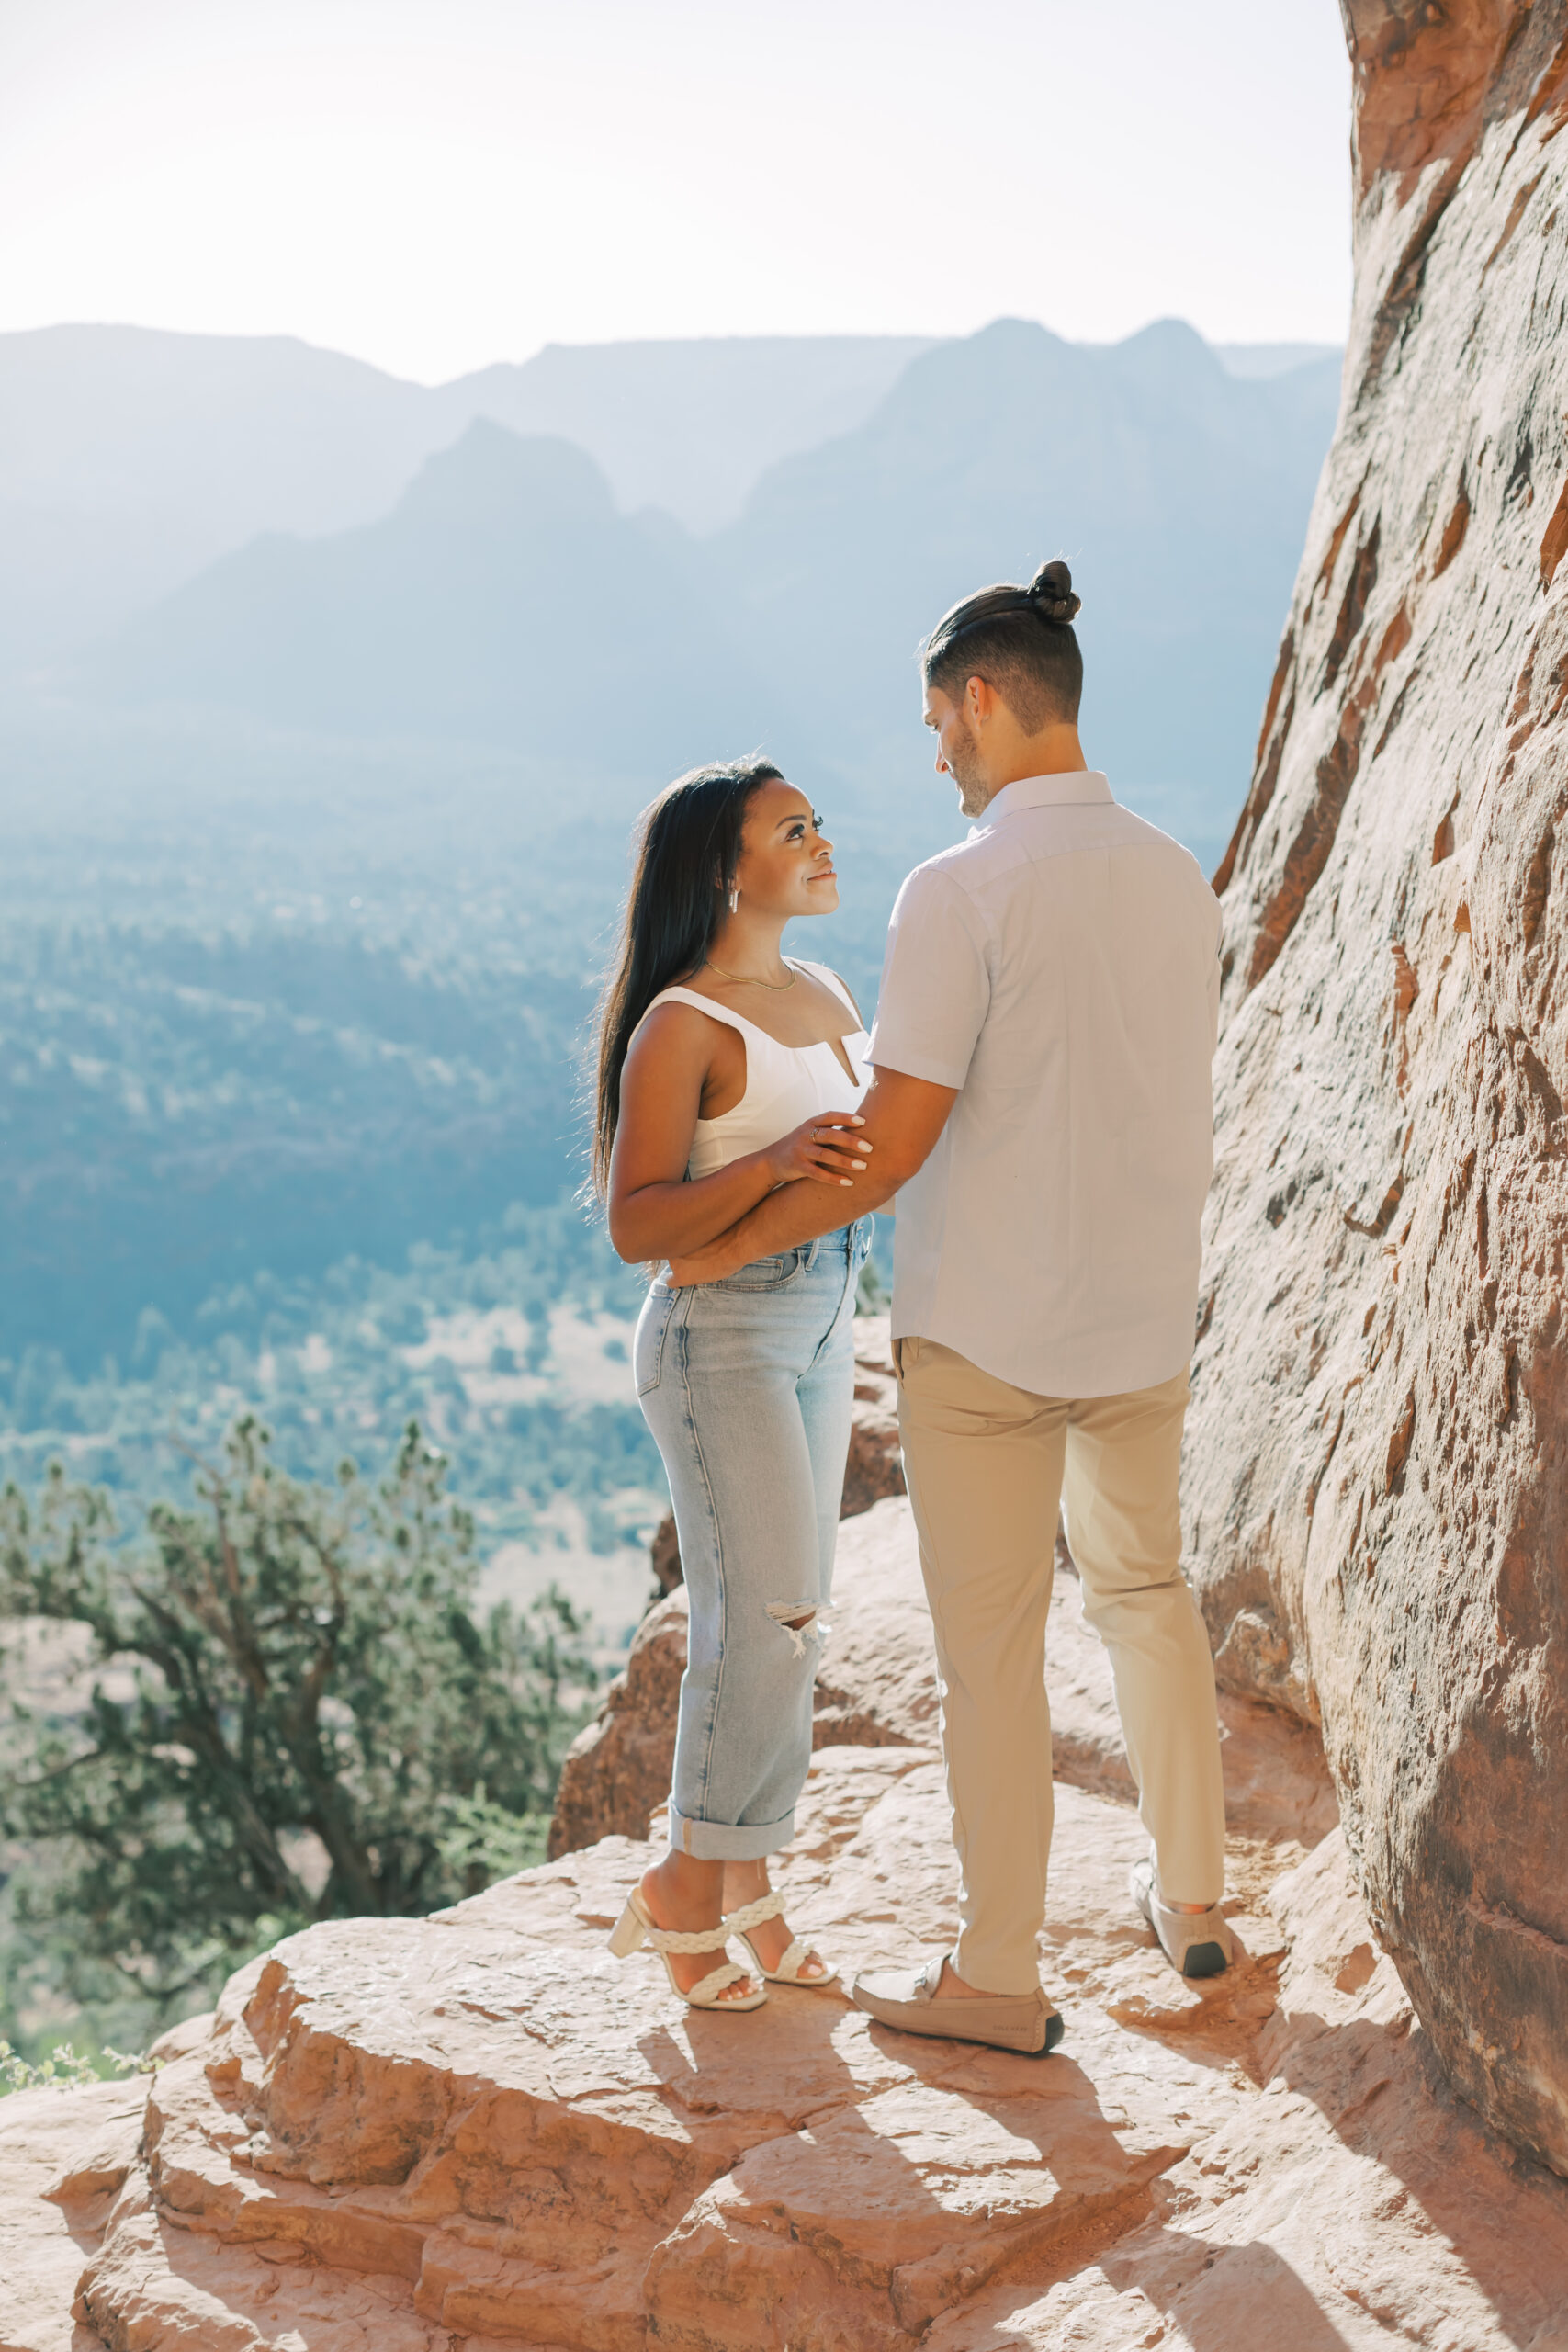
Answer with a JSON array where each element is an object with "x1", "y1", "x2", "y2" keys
[{"x1": 896, "y1": 1337, "x2": 1226, "y2": 1995}]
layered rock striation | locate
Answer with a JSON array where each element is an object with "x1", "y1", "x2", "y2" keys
[{"x1": 1188, "y1": 0, "x2": 1568, "y2": 2170}]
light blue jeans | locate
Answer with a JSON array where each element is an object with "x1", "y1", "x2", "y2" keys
[{"x1": 634, "y1": 1218, "x2": 872, "y2": 1860}]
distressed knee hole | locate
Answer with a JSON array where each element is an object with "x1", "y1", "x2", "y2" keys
[{"x1": 765, "y1": 1600, "x2": 822, "y2": 1660}]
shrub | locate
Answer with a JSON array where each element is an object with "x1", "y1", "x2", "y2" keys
[{"x1": 0, "y1": 1419, "x2": 594, "y2": 2019}]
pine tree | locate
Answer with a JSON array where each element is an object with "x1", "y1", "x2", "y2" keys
[{"x1": 0, "y1": 1418, "x2": 593, "y2": 2020}]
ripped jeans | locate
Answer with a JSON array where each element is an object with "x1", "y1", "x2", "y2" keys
[{"x1": 635, "y1": 1218, "x2": 872, "y2": 1860}]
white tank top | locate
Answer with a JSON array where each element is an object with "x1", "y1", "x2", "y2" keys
[{"x1": 644, "y1": 958, "x2": 872, "y2": 1178}]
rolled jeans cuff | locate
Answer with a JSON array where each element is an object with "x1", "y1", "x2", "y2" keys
[{"x1": 666, "y1": 1801, "x2": 796, "y2": 1862}]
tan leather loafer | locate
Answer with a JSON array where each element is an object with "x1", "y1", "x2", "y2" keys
[{"x1": 852, "y1": 1952, "x2": 1064, "y2": 2055}]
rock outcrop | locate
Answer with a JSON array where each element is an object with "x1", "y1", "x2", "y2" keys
[
  {"x1": 7, "y1": 1479, "x2": 1563, "y2": 2347},
  {"x1": 1188, "y1": 2, "x2": 1568, "y2": 2170},
  {"x1": 838, "y1": 1316, "x2": 906, "y2": 1519},
  {"x1": 7, "y1": 1684, "x2": 1567, "y2": 2348},
  {"x1": 547, "y1": 1582, "x2": 694, "y2": 1858},
  {"x1": 0, "y1": 2075, "x2": 144, "y2": 2352}
]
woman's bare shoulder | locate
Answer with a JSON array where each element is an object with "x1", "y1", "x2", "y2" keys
[{"x1": 627, "y1": 994, "x2": 740, "y2": 1060}]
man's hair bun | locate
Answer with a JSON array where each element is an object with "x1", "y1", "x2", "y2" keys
[
  {"x1": 922, "y1": 559, "x2": 1085, "y2": 727},
  {"x1": 1026, "y1": 560, "x2": 1081, "y2": 628}
]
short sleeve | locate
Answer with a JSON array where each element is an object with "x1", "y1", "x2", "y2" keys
[{"x1": 867, "y1": 864, "x2": 991, "y2": 1090}]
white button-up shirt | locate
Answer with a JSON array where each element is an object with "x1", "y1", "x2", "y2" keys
[{"x1": 867, "y1": 771, "x2": 1221, "y2": 1398}]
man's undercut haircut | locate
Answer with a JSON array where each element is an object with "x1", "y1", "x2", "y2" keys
[{"x1": 922, "y1": 558, "x2": 1084, "y2": 731}]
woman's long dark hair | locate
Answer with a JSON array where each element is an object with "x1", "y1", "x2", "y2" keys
[{"x1": 590, "y1": 757, "x2": 782, "y2": 1198}]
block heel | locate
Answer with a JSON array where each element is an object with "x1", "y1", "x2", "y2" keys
[{"x1": 607, "y1": 1899, "x2": 646, "y2": 1958}]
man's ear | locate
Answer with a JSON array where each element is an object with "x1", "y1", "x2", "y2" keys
[{"x1": 965, "y1": 674, "x2": 993, "y2": 725}]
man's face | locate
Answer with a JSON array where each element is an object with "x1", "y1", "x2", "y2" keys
[{"x1": 922, "y1": 682, "x2": 992, "y2": 816}]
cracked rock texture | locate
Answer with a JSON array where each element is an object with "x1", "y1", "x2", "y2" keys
[
  {"x1": 1187, "y1": 0, "x2": 1568, "y2": 2173},
  {"x1": 5, "y1": 1536, "x2": 1567, "y2": 2349}
]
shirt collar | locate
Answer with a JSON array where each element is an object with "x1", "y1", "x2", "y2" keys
[{"x1": 966, "y1": 770, "x2": 1113, "y2": 839}]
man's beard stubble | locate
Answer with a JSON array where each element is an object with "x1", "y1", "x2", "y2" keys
[{"x1": 946, "y1": 718, "x2": 996, "y2": 818}]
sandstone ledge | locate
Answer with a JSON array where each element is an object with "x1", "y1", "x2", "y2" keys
[
  {"x1": 7, "y1": 1712, "x2": 1568, "y2": 2348},
  {"x1": 7, "y1": 1402, "x2": 1565, "y2": 2344}
]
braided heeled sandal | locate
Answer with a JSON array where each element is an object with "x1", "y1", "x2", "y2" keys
[
  {"x1": 723, "y1": 1890, "x2": 838, "y2": 1988},
  {"x1": 607, "y1": 1888, "x2": 767, "y2": 2011}
]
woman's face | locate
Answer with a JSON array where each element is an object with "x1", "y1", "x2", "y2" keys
[{"x1": 733, "y1": 780, "x2": 839, "y2": 918}]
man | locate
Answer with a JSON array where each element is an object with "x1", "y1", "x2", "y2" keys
[{"x1": 670, "y1": 557, "x2": 1229, "y2": 2056}]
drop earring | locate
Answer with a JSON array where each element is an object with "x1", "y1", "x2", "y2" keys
[{"x1": 728, "y1": 887, "x2": 739, "y2": 913}]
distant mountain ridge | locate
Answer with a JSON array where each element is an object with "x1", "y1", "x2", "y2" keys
[
  {"x1": 86, "y1": 423, "x2": 781, "y2": 776},
  {"x1": 446, "y1": 335, "x2": 941, "y2": 533},
  {"x1": 0, "y1": 328, "x2": 442, "y2": 670},
  {"x1": 715, "y1": 317, "x2": 1343, "y2": 831},
  {"x1": 73, "y1": 316, "x2": 1343, "y2": 865},
  {"x1": 0, "y1": 325, "x2": 934, "y2": 672},
  {"x1": 0, "y1": 322, "x2": 1339, "y2": 684},
  {"x1": 1213, "y1": 341, "x2": 1341, "y2": 379}
]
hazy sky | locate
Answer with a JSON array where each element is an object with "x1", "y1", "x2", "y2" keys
[{"x1": 0, "y1": 0, "x2": 1353, "y2": 384}]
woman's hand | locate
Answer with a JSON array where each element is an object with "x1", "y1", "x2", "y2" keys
[{"x1": 763, "y1": 1111, "x2": 872, "y2": 1190}]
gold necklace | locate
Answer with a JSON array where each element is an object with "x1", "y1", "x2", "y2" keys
[{"x1": 704, "y1": 956, "x2": 796, "y2": 991}]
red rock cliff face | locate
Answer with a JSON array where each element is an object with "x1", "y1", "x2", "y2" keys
[{"x1": 1186, "y1": 0, "x2": 1568, "y2": 2171}]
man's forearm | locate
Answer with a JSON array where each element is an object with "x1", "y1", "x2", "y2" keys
[{"x1": 721, "y1": 1163, "x2": 897, "y2": 1261}]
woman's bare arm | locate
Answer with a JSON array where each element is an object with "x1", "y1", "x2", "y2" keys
[{"x1": 606, "y1": 1004, "x2": 869, "y2": 1263}]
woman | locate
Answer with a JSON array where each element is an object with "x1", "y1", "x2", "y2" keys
[{"x1": 592, "y1": 757, "x2": 873, "y2": 2011}]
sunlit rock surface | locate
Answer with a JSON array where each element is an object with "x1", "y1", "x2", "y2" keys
[
  {"x1": 1185, "y1": 0, "x2": 1568, "y2": 2169},
  {"x1": 7, "y1": 1675, "x2": 1567, "y2": 2347},
  {"x1": 4, "y1": 1487, "x2": 1564, "y2": 2346},
  {"x1": 0, "y1": 2077, "x2": 142, "y2": 2352}
]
